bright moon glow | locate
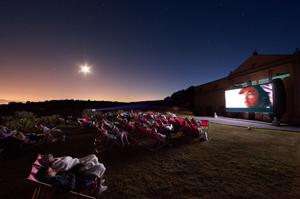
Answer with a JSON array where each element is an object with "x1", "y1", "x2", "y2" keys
[{"x1": 79, "y1": 64, "x2": 91, "y2": 74}]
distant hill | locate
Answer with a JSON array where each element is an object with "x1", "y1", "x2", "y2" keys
[{"x1": 0, "y1": 99, "x2": 167, "y2": 117}]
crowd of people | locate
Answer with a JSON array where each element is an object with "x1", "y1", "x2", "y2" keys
[
  {"x1": 0, "y1": 124, "x2": 66, "y2": 156},
  {"x1": 20, "y1": 111, "x2": 209, "y2": 197},
  {"x1": 93, "y1": 111, "x2": 208, "y2": 148},
  {"x1": 32, "y1": 111, "x2": 208, "y2": 197}
]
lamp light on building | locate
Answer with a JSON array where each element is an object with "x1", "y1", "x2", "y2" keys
[{"x1": 214, "y1": 112, "x2": 218, "y2": 119}]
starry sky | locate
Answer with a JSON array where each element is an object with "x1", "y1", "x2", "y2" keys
[{"x1": 0, "y1": 0, "x2": 300, "y2": 103}]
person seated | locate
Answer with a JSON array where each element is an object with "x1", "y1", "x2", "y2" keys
[
  {"x1": 0, "y1": 128, "x2": 32, "y2": 155},
  {"x1": 152, "y1": 121, "x2": 160, "y2": 129},
  {"x1": 0, "y1": 127, "x2": 29, "y2": 142},
  {"x1": 102, "y1": 119, "x2": 114, "y2": 130},
  {"x1": 26, "y1": 132, "x2": 44, "y2": 143},
  {"x1": 168, "y1": 117, "x2": 180, "y2": 131},
  {"x1": 36, "y1": 163, "x2": 107, "y2": 195},
  {"x1": 151, "y1": 127, "x2": 166, "y2": 142},
  {"x1": 96, "y1": 123, "x2": 117, "y2": 141},
  {"x1": 155, "y1": 122, "x2": 173, "y2": 143},
  {"x1": 190, "y1": 118, "x2": 199, "y2": 126},
  {"x1": 120, "y1": 130, "x2": 130, "y2": 146},
  {"x1": 183, "y1": 119, "x2": 208, "y2": 141},
  {"x1": 160, "y1": 115, "x2": 168, "y2": 124},
  {"x1": 36, "y1": 124, "x2": 65, "y2": 143},
  {"x1": 49, "y1": 127, "x2": 65, "y2": 142},
  {"x1": 111, "y1": 125, "x2": 129, "y2": 146},
  {"x1": 38, "y1": 154, "x2": 107, "y2": 194},
  {"x1": 10, "y1": 130, "x2": 27, "y2": 141},
  {"x1": 124, "y1": 121, "x2": 135, "y2": 132},
  {"x1": 36, "y1": 124, "x2": 51, "y2": 135},
  {"x1": 135, "y1": 124, "x2": 151, "y2": 137},
  {"x1": 181, "y1": 119, "x2": 192, "y2": 135},
  {"x1": 0, "y1": 127, "x2": 14, "y2": 140},
  {"x1": 77, "y1": 116, "x2": 92, "y2": 127},
  {"x1": 166, "y1": 112, "x2": 177, "y2": 118},
  {"x1": 176, "y1": 117, "x2": 185, "y2": 124},
  {"x1": 66, "y1": 115, "x2": 74, "y2": 125}
]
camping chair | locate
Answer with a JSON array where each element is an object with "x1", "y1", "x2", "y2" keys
[
  {"x1": 78, "y1": 118, "x2": 93, "y2": 127},
  {"x1": 132, "y1": 125, "x2": 168, "y2": 151},
  {"x1": 27, "y1": 155, "x2": 99, "y2": 199},
  {"x1": 200, "y1": 120, "x2": 209, "y2": 134},
  {"x1": 199, "y1": 120, "x2": 209, "y2": 141}
]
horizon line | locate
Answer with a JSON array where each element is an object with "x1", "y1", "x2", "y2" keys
[{"x1": 0, "y1": 98, "x2": 164, "y2": 105}]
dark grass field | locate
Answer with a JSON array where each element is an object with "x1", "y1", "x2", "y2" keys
[{"x1": 1, "y1": 123, "x2": 300, "y2": 199}]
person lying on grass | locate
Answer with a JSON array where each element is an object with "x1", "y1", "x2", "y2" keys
[
  {"x1": 36, "y1": 124, "x2": 66, "y2": 143},
  {"x1": 38, "y1": 154, "x2": 107, "y2": 194},
  {"x1": 0, "y1": 127, "x2": 27, "y2": 141},
  {"x1": 0, "y1": 126, "x2": 43, "y2": 144}
]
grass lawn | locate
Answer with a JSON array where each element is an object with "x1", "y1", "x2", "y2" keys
[
  {"x1": 101, "y1": 123, "x2": 300, "y2": 199},
  {"x1": 1, "y1": 123, "x2": 300, "y2": 199}
]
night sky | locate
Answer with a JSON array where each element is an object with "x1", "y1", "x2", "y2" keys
[{"x1": 1, "y1": 0, "x2": 300, "y2": 103}]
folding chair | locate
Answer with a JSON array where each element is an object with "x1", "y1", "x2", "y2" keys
[
  {"x1": 199, "y1": 120, "x2": 209, "y2": 141},
  {"x1": 200, "y1": 120, "x2": 209, "y2": 133},
  {"x1": 27, "y1": 155, "x2": 98, "y2": 199}
]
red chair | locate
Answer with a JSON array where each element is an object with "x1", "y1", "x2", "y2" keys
[
  {"x1": 176, "y1": 117, "x2": 184, "y2": 125},
  {"x1": 200, "y1": 120, "x2": 209, "y2": 127},
  {"x1": 27, "y1": 155, "x2": 99, "y2": 199},
  {"x1": 200, "y1": 120, "x2": 209, "y2": 133}
]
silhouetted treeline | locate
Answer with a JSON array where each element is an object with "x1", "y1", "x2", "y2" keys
[
  {"x1": 0, "y1": 100, "x2": 168, "y2": 117},
  {"x1": 164, "y1": 86, "x2": 195, "y2": 110}
]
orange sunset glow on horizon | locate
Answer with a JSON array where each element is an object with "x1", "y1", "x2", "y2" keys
[{"x1": 0, "y1": 60, "x2": 168, "y2": 104}]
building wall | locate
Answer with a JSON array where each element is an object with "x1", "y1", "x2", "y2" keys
[
  {"x1": 192, "y1": 54, "x2": 300, "y2": 125},
  {"x1": 291, "y1": 56, "x2": 300, "y2": 125},
  {"x1": 193, "y1": 78, "x2": 229, "y2": 116}
]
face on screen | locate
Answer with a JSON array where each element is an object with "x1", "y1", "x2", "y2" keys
[
  {"x1": 239, "y1": 87, "x2": 259, "y2": 107},
  {"x1": 225, "y1": 84, "x2": 273, "y2": 112}
]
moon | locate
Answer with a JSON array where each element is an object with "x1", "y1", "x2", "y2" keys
[{"x1": 79, "y1": 64, "x2": 92, "y2": 75}]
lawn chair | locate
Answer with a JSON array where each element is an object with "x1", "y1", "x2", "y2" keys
[
  {"x1": 27, "y1": 155, "x2": 99, "y2": 199},
  {"x1": 200, "y1": 120, "x2": 209, "y2": 141},
  {"x1": 200, "y1": 120, "x2": 209, "y2": 133},
  {"x1": 129, "y1": 125, "x2": 168, "y2": 151},
  {"x1": 78, "y1": 118, "x2": 93, "y2": 127}
]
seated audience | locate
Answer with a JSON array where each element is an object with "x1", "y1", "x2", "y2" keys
[{"x1": 38, "y1": 154, "x2": 107, "y2": 194}]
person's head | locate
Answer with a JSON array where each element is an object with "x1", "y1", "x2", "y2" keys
[
  {"x1": 36, "y1": 166, "x2": 58, "y2": 180},
  {"x1": 36, "y1": 124, "x2": 44, "y2": 130},
  {"x1": 47, "y1": 167, "x2": 58, "y2": 176},
  {"x1": 39, "y1": 154, "x2": 54, "y2": 167},
  {"x1": 0, "y1": 126, "x2": 9, "y2": 133}
]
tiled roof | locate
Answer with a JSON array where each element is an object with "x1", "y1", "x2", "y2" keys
[{"x1": 230, "y1": 54, "x2": 292, "y2": 76}]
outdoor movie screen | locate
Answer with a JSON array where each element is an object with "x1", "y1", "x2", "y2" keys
[{"x1": 225, "y1": 83, "x2": 273, "y2": 113}]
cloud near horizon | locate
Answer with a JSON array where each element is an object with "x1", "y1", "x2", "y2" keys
[{"x1": 0, "y1": 99, "x2": 9, "y2": 104}]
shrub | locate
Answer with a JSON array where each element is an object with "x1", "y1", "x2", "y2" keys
[{"x1": 2, "y1": 111, "x2": 62, "y2": 132}]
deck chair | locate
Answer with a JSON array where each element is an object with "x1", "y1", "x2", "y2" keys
[
  {"x1": 200, "y1": 120, "x2": 209, "y2": 133},
  {"x1": 200, "y1": 120, "x2": 209, "y2": 141},
  {"x1": 27, "y1": 155, "x2": 99, "y2": 199},
  {"x1": 132, "y1": 125, "x2": 168, "y2": 151}
]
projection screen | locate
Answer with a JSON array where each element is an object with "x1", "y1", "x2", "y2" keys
[{"x1": 225, "y1": 83, "x2": 273, "y2": 113}]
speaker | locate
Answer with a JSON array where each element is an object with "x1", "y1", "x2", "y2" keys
[{"x1": 272, "y1": 78, "x2": 287, "y2": 120}]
